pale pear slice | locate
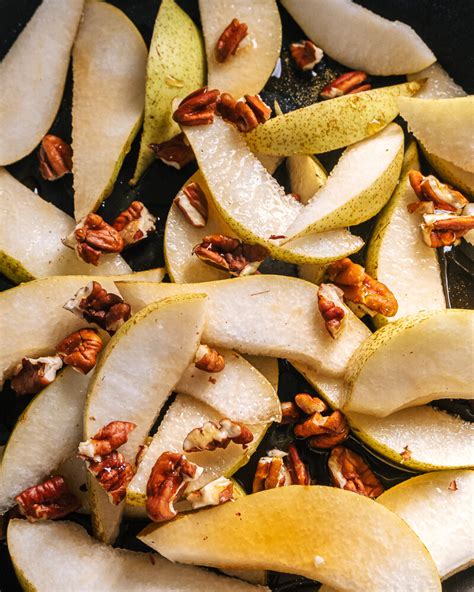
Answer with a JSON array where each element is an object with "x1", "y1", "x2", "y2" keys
[
  {"x1": 0, "y1": 0, "x2": 84, "y2": 165},
  {"x1": 243, "y1": 356, "x2": 279, "y2": 392},
  {"x1": 0, "y1": 272, "x2": 164, "y2": 386},
  {"x1": 245, "y1": 81, "x2": 422, "y2": 156},
  {"x1": 84, "y1": 294, "x2": 207, "y2": 542},
  {"x1": 127, "y1": 394, "x2": 267, "y2": 506},
  {"x1": 116, "y1": 276, "x2": 371, "y2": 377},
  {"x1": 8, "y1": 520, "x2": 266, "y2": 592},
  {"x1": 365, "y1": 141, "x2": 445, "y2": 327},
  {"x1": 285, "y1": 124, "x2": 404, "y2": 238},
  {"x1": 421, "y1": 147, "x2": 474, "y2": 199},
  {"x1": 72, "y1": 1, "x2": 147, "y2": 221},
  {"x1": 297, "y1": 264, "x2": 327, "y2": 286},
  {"x1": 139, "y1": 486, "x2": 441, "y2": 591},
  {"x1": 344, "y1": 310, "x2": 474, "y2": 417},
  {"x1": 398, "y1": 96, "x2": 474, "y2": 173},
  {"x1": 0, "y1": 168, "x2": 131, "y2": 282},
  {"x1": 407, "y1": 63, "x2": 466, "y2": 100},
  {"x1": 199, "y1": 0, "x2": 281, "y2": 98},
  {"x1": 287, "y1": 154, "x2": 327, "y2": 205},
  {"x1": 378, "y1": 470, "x2": 474, "y2": 579},
  {"x1": 132, "y1": 0, "x2": 205, "y2": 184}
]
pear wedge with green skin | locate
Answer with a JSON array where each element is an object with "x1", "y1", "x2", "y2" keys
[
  {"x1": 344, "y1": 310, "x2": 474, "y2": 417},
  {"x1": 8, "y1": 520, "x2": 266, "y2": 592},
  {"x1": 244, "y1": 81, "x2": 422, "y2": 156},
  {"x1": 421, "y1": 147, "x2": 474, "y2": 199},
  {"x1": 378, "y1": 470, "x2": 474, "y2": 579},
  {"x1": 131, "y1": 0, "x2": 205, "y2": 184},
  {"x1": 139, "y1": 486, "x2": 441, "y2": 591},
  {"x1": 199, "y1": 0, "x2": 281, "y2": 98},
  {"x1": 365, "y1": 141, "x2": 445, "y2": 328},
  {"x1": 0, "y1": 168, "x2": 133, "y2": 282},
  {"x1": 407, "y1": 63, "x2": 466, "y2": 100},
  {"x1": 0, "y1": 0, "x2": 84, "y2": 165},
  {"x1": 116, "y1": 276, "x2": 371, "y2": 377},
  {"x1": 287, "y1": 154, "x2": 327, "y2": 205},
  {"x1": 72, "y1": 1, "x2": 147, "y2": 221}
]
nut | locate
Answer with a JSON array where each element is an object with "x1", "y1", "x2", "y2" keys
[
  {"x1": 10, "y1": 356, "x2": 63, "y2": 396},
  {"x1": 408, "y1": 171, "x2": 468, "y2": 214},
  {"x1": 217, "y1": 93, "x2": 271, "y2": 132},
  {"x1": 215, "y1": 18, "x2": 248, "y2": 63},
  {"x1": 252, "y1": 455, "x2": 291, "y2": 492},
  {"x1": 194, "y1": 344, "x2": 225, "y2": 373},
  {"x1": 290, "y1": 40, "x2": 324, "y2": 71},
  {"x1": 280, "y1": 401, "x2": 302, "y2": 424},
  {"x1": 15, "y1": 476, "x2": 80, "y2": 522},
  {"x1": 294, "y1": 393, "x2": 327, "y2": 415},
  {"x1": 65, "y1": 213, "x2": 124, "y2": 266},
  {"x1": 328, "y1": 446, "x2": 384, "y2": 498},
  {"x1": 285, "y1": 443, "x2": 311, "y2": 486},
  {"x1": 146, "y1": 451, "x2": 203, "y2": 522},
  {"x1": 173, "y1": 87, "x2": 220, "y2": 126},
  {"x1": 183, "y1": 418, "x2": 254, "y2": 452},
  {"x1": 187, "y1": 477, "x2": 234, "y2": 509},
  {"x1": 149, "y1": 133, "x2": 195, "y2": 169},
  {"x1": 421, "y1": 212, "x2": 474, "y2": 248},
  {"x1": 295, "y1": 409, "x2": 349, "y2": 448},
  {"x1": 320, "y1": 71, "x2": 370, "y2": 99},
  {"x1": 244, "y1": 95, "x2": 272, "y2": 124},
  {"x1": 174, "y1": 181, "x2": 209, "y2": 228},
  {"x1": 193, "y1": 234, "x2": 268, "y2": 276},
  {"x1": 317, "y1": 283, "x2": 346, "y2": 339},
  {"x1": 86, "y1": 451, "x2": 134, "y2": 505},
  {"x1": 112, "y1": 201, "x2": 156, "y2": 247},
  {"x1": 56, "y1": 328, "x2": 103, "y2": 374},
  {"x1": 78, "y1": 421, "x2": 136, "y2": 461},
  {"x1": 38, "y1": 135, "x2": 73, "y2": 181}
]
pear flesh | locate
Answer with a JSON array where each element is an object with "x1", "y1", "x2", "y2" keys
[
  {"x1": 407, "y1": 62, "x2": 466, "y2": 100},
  {"x1": 421, "y1": 147, "x2": 474, "y2": 199},
  {"x1": 287, "y1": 155, "x2": 328, "y2": 205}
]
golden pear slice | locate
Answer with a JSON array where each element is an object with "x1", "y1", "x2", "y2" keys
[
  {"x1": 407, "y1": 62, "x2": 466, "y2": 100},
  {"x1": 422, "y1": 148, "x2": 474, "y2": 199}
]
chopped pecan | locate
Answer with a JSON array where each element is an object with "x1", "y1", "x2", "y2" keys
[
  {"x1": 448, "y1": 480, "x2": 458, "y2": 491},
  {"x1": 173, "y1": 87, "x2": 220, "y2": 126},
  {"x1": 112, "y1": 201, "x2": 156, "y2": 247},
  {"x1": 421, "y1": 212, "x2": 474, "y2": 248},
  {"x1": 149, "y1": 133, "x2": 195, "y2": 169},
  {"x1": 15, "y1": 476, "x2": 80, "y2": 522},
  {"x1": 183, "y1": 418, "x2": 253, "y2": 453},
  {"x1": 290, "y1": 40, "x2": 324, "y2": 71},
  {"x1": 217, "y1": 93, "x2": 270, "y2": 132},
  {"x1": 244, "y1": 95, "x2": 272, "y2": 124},
  {"x1": 38, "y1": 135, "x2": 73, "y2": 181},
  {"x1": 194, "y1": 344, "x2": 225, "y2": 373},
  {"x1": 294, "y1": 393, "x2": 327, "y2": 415},
  {"x1": 317, "y1": 283, "x2": 346, "y2": 339},
  {"x1": 286, "y1": 443, "x2": 311, "y2": 486},
  {"x1": 146, "y1": 452, "x2": 203, "y2": 522},
  {"x1": 86, "y1": 451, "x2": 134, "y2": 505},
  {"x1": 186, "y1": 477, "x2": 234, "y2": 509},
  {"x1": 65, "y1": 213, "x2": 124, "y2": 266},
  {"x1": 295, "y1": 409, "x2": 349, "y2": 448},
  {"x1": 280, "y1": 401, "x2": 302, "y2": 425},
  {"x1": 78, "y1": 421, "x2": 136, "y2": 461},
  {"x1": 56, "y1": 328, "x2": 103, "y2": 374},
  {"x1": 328, "y1": 446, "x2": 384, "y2": 498},
  {"x1": 174, "y1": 181, "x2": 209, "y2": 228},
  {"x1": 10, "y1": 356, "x2": 63, "y2": 396},
  {"x1": 193, "y1": 234, "x2": 268, "y2": 276},
  {"x1": 252, "y1": 446, "x2": 310, "y2": 492},
  {"x1": 215, "y1": 18, "x2": 248, "y2": 63},
  {"x1": 320, "y1": 71, "x2": 370, "y2": 99},
  {"x1": 408, "y1": 171, "x2": 468, "y2": 214}
]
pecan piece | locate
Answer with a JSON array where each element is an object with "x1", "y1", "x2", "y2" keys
[
  {"x1": 56, "y1": 328, "x2": 103, "y2": 374},
  {"x1": 408, "y1": 170, "x2": 468, "y2": 214},
  {"x1": 187, "y1": 477, "x2": 234, "y2": 509},
  {"x1": 65, "y1": 213, "x2": 124, "y2": 266},
  {"x1": 10, "y1": 356, "x2": 63, "y2": 396},
  {"x1": 78, "y1": 421, "x2": 136, "y2": 461},
  {"x1": 149, "y1": 133, "x2": 194, "y2": 169},
  {"x1": 86, "y1": 451, "x2": 134, "y2": 505},
  {"x1": 294, "y1": 393, "x2": 327, "y2": 415},
  {"x1": 183, "y1": 418, "x2": 253, "y2": 452},
  {"x1": 15, "y1": 476, "x2": 80, "y2": 522},
  {"x1": 244, "y1": 95, "x2": 272, "y2": 124},
  {"x1": 328, "y1": 446, "x2": 384, "y2": 498},
  {"x1": 317, "y1": 283, "x2": 346, "y2": 339},
  {"x1": 421, "y1": 212, "x2": 474, "y2": 248},
  {"x1": 320, "y1": 71, "x2": 370, "y2": 99},
  {"x1": 173, "y1": 87, "x2": 220, "y2": 126},
  {"x1": 217, "y1": 93, "x2": 271, "y2": 132},
  {"x1": 38, "y1": 135, "x2": 73, "y2": 181},
  {"x1": 286, "y1": 443, "x2": 311, "y2": 486},
  {"x1": 194, "y1": 344, "x2": 225, "y2": 373},
  {"x1": 290, "y1": 40, "x2": 324, "y2": 71},
  {"x1": 193, "y1": 234, "x2": 268, "y2": 277},
  {"x1": 252, "y1": 447, "x2": 310, "y2": 492},
  {"x1": 112, "y1": 201, "x2": 156, "y2": 247},
  {"x1": 280, "y1": 401, "x2": 302, "y2": 425},
  {"x1": 174, "y1": 181, "x2": 209, "y2": 228},
  {"x1": 295, "y1": 409, "x2": 349, "y2": 448},
  {"x1": 215, "y1": 18, "x2": 248, "y2": 63}
]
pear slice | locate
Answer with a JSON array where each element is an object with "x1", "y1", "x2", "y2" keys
[
  {"x1": 245, "y1": 81, "x2": 422, "y2": 156},
  {"x1": 421, "y1": 148, "x2": 474, "y2": 199},
  {"x1": 8, "y1": 520, "x2": 266, "y2": 592},
  {"x1": 365, "y1": 141, "x2": 445, "y2": 327},
  {"x1": 132, "y1": 0, "x2": 205, "y2": 184},
  {"x1": 285, "y1": 124, "x2": 404, "y2": 237},
  {"x1": 199, "y1": 0, "x2": 281, "y2": 98},
  {"x1": 243, "y1": 356, "x2": 279, "y2": 392},
  {"x1": 72, "y1": 1, "x2": 147, "y2": 221},
  {"x1": 344, "y1": 310, "x2": 474, "y2": 417},
  {"x1": 139, "y1": 486, "x2": 441, "y2": 591},
  {"x1": 84, "y1": 294, "x2": 207, "y2": 542},
  {"x1": 116, "y1": 276, "x2": 371, "y2": 377},
  {"x1": 378, "y1": 470, "x2": 474, "y2": 579},
  {"x1": 398, "y1": 96, "x2": 474, "y2": 173},
  {"x1": 287, "y1": 155, "x2": 327, "y2": 205},
  {"x1": 0, "y1": 0, "x2": 84, "y2": 165},
  {"x1": 407, "y1": 63, "x2": 466, "y2": 100},
  {"x1": 0, "y1": 168, "x2": 131, "y2": 282},
  {"x1": 281, "y1": 0, "x2": 435, "y2": 75}
]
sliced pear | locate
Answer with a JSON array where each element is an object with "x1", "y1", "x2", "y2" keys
[
  {"x1": 0, "y1": 0, "x2": 84, "y2": 165},
  {"x1": 285, "y1": 124, "x2": 404, "y2": 237},
  {"x1": 421, "y1": 148, "x2": 474, "y2": 199},
  {"x1": 117, "y1": 276, "x2": 371, "y2": 377},
  {"x1": 297, "y1": 264, "x2": 327, "y2": 286},
  {"x1": 398, "y1": 96, "x2": 474, "y2": 173},
  {"x1": 281, "y1": 0, "x2": 435, "y2": 75},
  {"x1": 245, "y1": 81, "x2": 422, "y2": 156},
  {"x1": 243, "y1": 356, "x2": 279, "y2": 391},
  {"x1": 199, "y1": 0, "x2": 281, "y2": 98},
  {"x1": 407, "y1": 63, "x2": 466, "y2": 100},
  {"x1": 8, "y1": 520, "x2": 265, "y2": 591},
  {"x1": 139, "y1": 486, "x2": 440, "y2": 591},
  {"x1": 287, "y1": 155, "x2": 327, "y2": 205},
  {"x1": 293, "y1": 363, "x2": 346, "y2": 409},
  {"x1": 365, "y1": 142, "x2": 445, "y2": 327},
  {"x1": 72, "y1": 1, "x2": 147, "y2": 221},
  {"x1": 378, "y1": 470, "x2": 474, "y2": 579},
  {"x1": 132, "y1": 0, "x2": 205, "y2": 184}
]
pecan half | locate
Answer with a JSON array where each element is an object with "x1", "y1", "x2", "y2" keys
[
  {"x1": 280, "y1": 401, "x2": 302, "y2": 425},
  {"x1": 317, "y1": 283, "x2": 346, "y2": 339},
  {"x1": 38, "y1": 135, "x2": 73, "y2": 181},
  {"x1": 183, "y1": 418, "x2": 253, "y2": 453},
  {"x1": 215, "y1": 18, "x2": 248, "y2": 63},
  {"x1": 112, "y1": 201, "x2": 156, "y2": 247},
  {"x1": 146, "y1": 452, "x2": 203, "y2": 522},
  {"x1": 290, "y1": 40, "x2": 324, "y2": 71},
  {"x1": 193, "y1": 234, "x2": 268, "y2": 277},
  {"x1": 65, "y1": 214, "x2": 124, "y2": 266},
  {"x1": 295, "y1": 409, "x2": 349, "y2": 448},
  {"x1": 294, "y1": 393, "x2": 327, "y2": 415},
  {"x1": 78, "y1": 421, "x2": 136, "y2": 461},
  {"x1": 217, "y1": 93, "x2": 271, "y2": 132},
  {"x1": 86, "y1": 451, "x2": 134, "y2": 505},
  {"x1": 149, "y1": 133, "x2": 195, "y2": 169},
  {"x1": 421, "y1": 212, "x2": 474, "y2": 248},
  {"x1": 173, "y1": 87, "x2": 220, "y2": 126},
  {"x1": 187, "y1": 477, "x2": 234, "y2": 509},
  {"x1": 320, "y1": 71, "x2": 370, "y2": 99},
  {"x1": 408, "y1": 171, "x2": 468, "y2": 214},
  {"x1": 328, "y1": 446, "x2": 384, "y2": 498},
  {"x1": 56, "y1": 328, "x2": 103, "y2": 374},
  {"x1": 10, "y1": 356, "x2": 63, "y2": 396},
  {"x1": 15, "y1": 476, "x2": 80, "y2": 522},
  {"x1": 252, "y1": 446, "x2": 310, "y2": 492},
  {"x1": 194, "y1": 344, "x2": 225, "y2": 373},
  {"x1": 174, "y1": 181, "x2": 209, "y2": 228}
]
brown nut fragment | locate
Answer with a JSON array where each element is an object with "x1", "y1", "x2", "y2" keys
[
  {"x1": 193, "y1": 234, "x2": 268, "y2": 277},
  {"x1": 86, "y1": 451, "x2": 135, "y2": 505},
  {"x1": 244, "y1": 95, "x2": 272, "y2": 124},
  {"x1": 78, "y1": 421, "x2": 136, "y2": 461},
  {"x1": 317, "y1": 283, "x2": 346, "y2": 339},
  {"x1": 112, "y1": 201, "x2": 156, "y2": 247},
  {"x1": 448, "y1": 480, "x2": 458, "y2": 491},
  {"x1": 421, "y1": 212, "x2": 474, "y2": 248},
  {"x1": 187, "y1": 477, "x2": 234, "y2": 509},
  {"x1": 146, "y1": 451, "x2": 203, "y2": 522},
  {"x1": 149, "y1": 133, "x2": 195, "y2": 169},
  {"x1": 295, "y1": 409, "x2": 349, "y2": 449},
  {"x1": 65, "y1": 213, "x2": 124, "y2": 266},
  {"x1": 280, "y1": 401, "x2": 302, "y2": 425},
  {"x1": 286, "y1": 443, "x2": 311, "y2": 486},
  {"x1": 173, "y1": 87, "x2": 220, "y2": 126},
  {"x1": 10, "y1": 356, "x2": 63, "y2": 396},
  {"x1": 290, "y1": 40, "x2": 324, "y2": 71},
  {"x1": 215, "y1": 18, "x2": 248, "y2": 63},
  {"x1": 194, "y1": 344, "x2": 225, "y2": 373},
  {"x1": 174, "y1": 181, "x2": 209, "y2": 228},
  {"x1": 408, "y1": 170, "x2": 468, "y2": 214},
  {"x1": 15, "y1": 476, "x2": 80, "y2": 522},
  {"x1": 56, "y1": 328, "x2": 103, "y2": 374},
  {"x1": 217, "y1": 93, "x2": 271, "y2": 132},
  {"x1": 320, "y1": 71, "x2": 370, "y2": 99},
  {"x1": 328, "y1": 446, "x2": 384, "y2": 498},
  {"x1": 38, "y1": 135, "x2": 73, "y2": 181},
  {"x1": 252, "y1": 454, "x2": 291, "y2": 493},
  {"x1": 294, "y1": 393, "x2": 327, "y2": 415},
  {"x1": 183, "y1": 418, "x2": 253, "y2": 452}
]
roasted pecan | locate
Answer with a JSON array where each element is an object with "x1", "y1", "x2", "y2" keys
[
  {"x1": 215, "y1": 18, "x2": 248, "y2": 63},
  {"x1": 421, "y1": 212, "x2": 474, "y2": 248},
  {"x1": 65, "y1": 213, "x2": 124, "y2": 266},
  {"x1": 317, "y1": 283, "x2": 346, "y2": 339},
  {"x1": 217, "y1": 93, "x2": 270, "y2": 132},
  {"x1": 86, "y1": 451, "x2": 134, "y2": 505},
  {"x1": 38, "y1": 135, "x2": 73, "y2": 181},
  {"x1": 194, "y1": 344, "x2": 225, "y2": 373},
  {"x1": 280, "y1": 401, "x2": 302, "y2": 424},
  {"x1": 146, "y1": 452, "x2": 203, "y2": 522},
  {"x1": 15, "y1": 476, "x2": 80, "y2": 522},
  {"x1": 173, "y1": 87, "x2": 220, "y2": 126},
  {"x1": 328, "y1": 446, "x2": 384, "y2": 498},
  {"x1": 408, "y1": 171, "x2": 468, "y2": 214},
  {"x1": 286, "y1": 443, "x2": 311, "y2": 485},
  {"x1": 252, "y1": 454, "x2": 291, "y2": 493},
  {"x1": 290, "y1": 40, "x2": 324, "y2": 71},
  {"x1": 295, "y1": 409, "x2": 349, "y2": 448},
  {"x1": 183, "y1": 418, "x2": 253, "y2": 453},
  {"x1": 244, "y1": 95, "x2": 272, "y2": 124},
  {"x1": 56, "y1": 328, "x2": 103, "y2": 374},
  {"x1": 320, "y1": 71, "x2": 370, "y2": 99},
  {"x1": 174, "y1": 181, "x2": 209, "y2": 228},
  {"x1": 187, "y1": 477, "x2": 234, "y2": 509},
  {"x1": 216, "y1": 93, "x2": 240, "y2": 123},
  {"x1": 294, "y1": 393, "x2": 327, "y2": 415},
  {"x1": 10, "y1": 356, "x2": 63, "y2": 396},
  {"x1": 193, "y1": 234, "x2": 268, "y2": 276},
  {"x1": 149, "y1": 133, "x2": 195, "y2": 169},
  {"x1": 78, "y1": 421, "x2": 136, "y2": 461},
  {"x1": 112, "y1": 201, "x2": 156, "y2": 247}
]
